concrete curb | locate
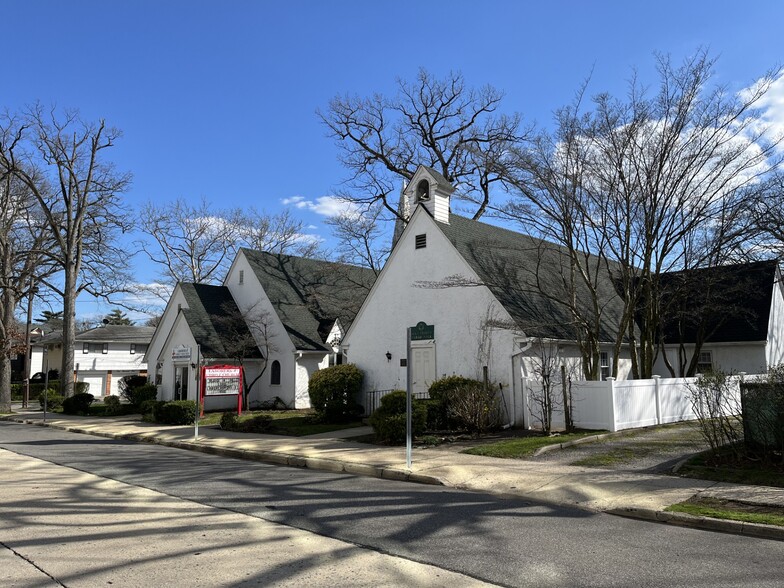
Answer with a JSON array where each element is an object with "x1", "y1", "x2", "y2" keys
[
  {"x1": 5, "y1": 414, "x2": 783, "y2": 541},
  {"x1": 0, "y1": 415, "x2": 446, "y2": 488},
  {"x1": 607, "y1": 507, "x2": 784, "y2": 541}
]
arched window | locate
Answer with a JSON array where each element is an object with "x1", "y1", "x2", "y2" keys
[
  {"x1": 270, "y1": 360, "x2": 281, "y2": 386},
  {"x1": 416, "y1": 179, "x2": 430, "y2": 202}
]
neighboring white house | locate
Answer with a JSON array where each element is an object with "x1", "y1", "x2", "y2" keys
[
  {"x1": 32, "y1": 325, "x2": 154, "y2": 397},
  {"x1": 147, "y1": 249, "x2": 375, "y2": 410},
  {"x1": 652, "y1": 260, "x2": 784, "y2": 377}
]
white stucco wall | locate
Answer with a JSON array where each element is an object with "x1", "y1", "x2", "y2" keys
[
  {"x1": 653, "y1": 342, "x2": 767, "y2": 376},
  {"x1": 344, "y1": 209, "x2": 519, "y2": 412},
  {"x1": 225, "y1": 251, "x2": 302, "y2": 408},
  {"x1": 146, "y1": 286, "x2": 189, "y2": 388},
  {"x1": 766, "y1": 278, "x2": 784, "y2": 369}
]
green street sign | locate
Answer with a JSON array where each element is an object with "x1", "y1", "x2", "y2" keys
[{"x1": 410, "y1": 321, "x2": 434, "y2": 341}]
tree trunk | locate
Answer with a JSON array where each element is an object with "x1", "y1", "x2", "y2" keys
[
  {"x1": 61, "y1": 260, "x2": 77, "y2": 398},
  {"x1": 0, "y1": 273, "x2": 16, "y2": 412}
]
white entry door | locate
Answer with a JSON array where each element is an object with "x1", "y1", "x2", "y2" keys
[{"x1": 411, "y1": 345, "x2": 436, "y2": 395}]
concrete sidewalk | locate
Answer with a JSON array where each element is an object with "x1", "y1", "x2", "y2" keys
[{"x1": 3, "y1": 408, "x2": 783, "y2": 541}]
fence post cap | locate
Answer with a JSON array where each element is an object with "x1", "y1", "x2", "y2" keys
[
  {"x1": 606, "y1": 377, "x2": 615, "y2": 381},
  {"x1": 652, "y1": 375, "x2": 661, "y2": 380}
]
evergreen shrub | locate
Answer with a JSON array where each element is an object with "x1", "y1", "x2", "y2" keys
[
  {"x1": 369, "y1": 390, "x2": 427, "y2": 444},
  {"x1": 62, "y1": 392, "x2": 95, "y2": 415},
  {"x1": 308, "y1": 364, "x2": 363, "y2": 423}
]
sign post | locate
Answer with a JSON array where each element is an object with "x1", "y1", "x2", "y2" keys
[
  {"x1": 406, "y1": 327, "x2": 412, "y2": 470},
  {"x1": 194, "y1": 345, "x2": 201, "y2": 440}
]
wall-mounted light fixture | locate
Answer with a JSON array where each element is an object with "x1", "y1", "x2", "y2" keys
[{"x1": 385, "y1": 351, "x2": 392, "y2": 362}]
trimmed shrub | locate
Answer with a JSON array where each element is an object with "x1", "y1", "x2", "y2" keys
[
  {"x1": 369, "y1": 390, "x2": 427, "y2": 444},
  {"x1": 119, "y1": 376, "x2": 157, "y2": 407},
  {"x1": 38, "y1": 389, "x2": 64, "y2": 410},
  {"x1": 308, "y1": 364, "x2": 363, "y2": 423},
  {"x1": 140, "y1": 400, "x2": 166, "y2": 421},
  {"x1": 62, "y1": 392, "x2": 95, "y2": 415},
  {"x1": 119, "y1": 375, "x2": 148, "y2": 400},
  {"x1": 427, "y1": 375, "x2": 484, "y2": 430},
  {"x1": 103, "y1": 395, "x2": 122, "y2": 415},
  {"x1": 74, "y1": 381, "x2": 91, "y2": 395},
  {"x1": 123, "y1": 383, "x2": 158, "y2": 408},
  {"x1": 156, "y1": 400, "x2": 197, "y2": 425},
  {"x1": 220, "y1": 411, "x2": 239, "y2": 430}
]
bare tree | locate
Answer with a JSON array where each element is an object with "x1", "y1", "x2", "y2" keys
[
  {"x1": 0, "y1": 166, "x2": 53, "y2": 410},
  {"x1": 527, "y1": 338, "x2": 564, "y2": 434},
  {"x1": 506, "y1": 50, "x2": 783, "y2": 379},
  {"x1": 0, "y1": 105, "x2": 132, "y2": 397},
  {"x1": 319, "y1": 68, "x2": 528, "y2": 222},
  {"x1": 325, "y1": 203, "x2": 387, "y2": 275},
  {"x1": 137, "y1": 197, "x2": 239, "y2": 288},
  {"x1": 211, "y1": 301, "x2": 278, "y2": 409},
  {"x1": 235, "y1": 208, "x2": 321, "y2": 258}
]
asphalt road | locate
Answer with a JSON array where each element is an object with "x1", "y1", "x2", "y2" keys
[{"x1": 1, "y1": 421, "x2": 783, "y2": 588}]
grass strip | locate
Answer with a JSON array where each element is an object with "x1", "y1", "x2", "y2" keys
[
  {"x1": 666, "y1": 497, "x2": 784, "y2": 527},
  {"x1": 462, "y1": 432, "x2": 599, "y2": 458}
]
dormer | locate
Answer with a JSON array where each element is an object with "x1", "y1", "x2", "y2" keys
[{"x1": 404, "y1": 165, "x2": 454, "y2": 224}]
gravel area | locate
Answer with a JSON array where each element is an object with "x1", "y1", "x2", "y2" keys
[{"x1": 528, "y1": 422, "x2": 710, "y2": 473}]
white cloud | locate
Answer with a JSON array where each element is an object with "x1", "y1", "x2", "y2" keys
[
  {"x1": 281, "y1": 195, "x2": 359, "y2": 218},
  {"x1": 741, "y1": 72, "x2": 784, "y2": 150}
]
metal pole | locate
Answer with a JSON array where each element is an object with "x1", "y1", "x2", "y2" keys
[
  {"x1": 194, "y1": 345, "x2": 200, "y2": 440},
  {"x1": 406, "y1": 327, "x2": 412, "y2": 470},
  {"x1": 42, "y1": 349, "x2": 49, "y2": 424}
]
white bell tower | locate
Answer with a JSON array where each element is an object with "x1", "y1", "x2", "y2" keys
[{"x1": 403, "y1": 165, "x2": 454, "y2": 224}]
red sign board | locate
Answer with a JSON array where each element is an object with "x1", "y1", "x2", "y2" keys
[{"x1": 199, "y1": 364, "x2": 243, "y2": 417}]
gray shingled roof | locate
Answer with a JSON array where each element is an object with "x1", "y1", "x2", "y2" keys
[
  {"x1": 437, "y1": 214, "x2": 626, "y2": 342},
  {"x1": 656, "y1": 260, "x2": 777, "y2": 343},
  {"x1": 179, "y1": 283, "x2": 263, "y2": 359},
  {"x1": 76, "y1": 325, "x2": 156, "y2": 343},
  {"x1": 242, "y1": 249, "x2": 376, "y2": 352}
]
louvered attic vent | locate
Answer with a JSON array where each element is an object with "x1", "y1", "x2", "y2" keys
[{"x1": 415, "y1": 234, "x2": 427, "y2": 249}]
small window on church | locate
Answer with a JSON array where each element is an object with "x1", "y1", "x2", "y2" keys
[
  {"x1": 415, "y1": 234, "x2": 427, "y2": 249},
  {"x1": 270, "y1": 360, "x2": 281, "y2": 386},
  {"x1": 239, "y1": 270, "x2": 244, "y2": 285},
  {"x1": 416, "y1": 179, "x2": 430, "y2": 202}
]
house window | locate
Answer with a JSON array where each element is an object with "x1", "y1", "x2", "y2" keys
[
  {"x1": 131, "y1": 344, "x2": 148, "y2": 355},
  {"x1": 600, "y1": 352, "x2": 610, "y2": 380},
  {"x1": 270, "y1": 360, "x2": 281, "y2": 386},
  {"x1": 415, "y1": 234, "x2": 427, "y2": 249},
  {"x1": 239, "y1": 270, "x2": 244, "y2": 285},
  {"x1": 84, "y1": 343, "x2": 108, "y2": 354},
  {"x1": 697, "y1": 351, "x2": 713, "y2": 373}
]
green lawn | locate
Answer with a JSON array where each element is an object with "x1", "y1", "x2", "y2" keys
[
  {"x1": 198, "y1": 410, "x2": 363, "y2": 437},
  {"x1": 677, "y1": 449, "x2": 784, "y2": 488},
  {"x1": 666, "y1": 497, "x2": 784, "y2": 527},
  {"x1": 462, "y1": 431, "x2": 600, "y2": 459}
]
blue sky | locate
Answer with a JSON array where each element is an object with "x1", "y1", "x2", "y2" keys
[{"x1": 5, "y1": 0, "x2": 784, "y2": 321}]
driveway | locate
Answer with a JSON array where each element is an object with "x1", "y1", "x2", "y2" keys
[{"x1": 527, "y1": 422, "x2": 709, "y2": 473}]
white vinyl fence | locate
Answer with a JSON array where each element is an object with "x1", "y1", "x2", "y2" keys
[{"x1": 521, "y1": 374, "x2": 755, "y2": 432}]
